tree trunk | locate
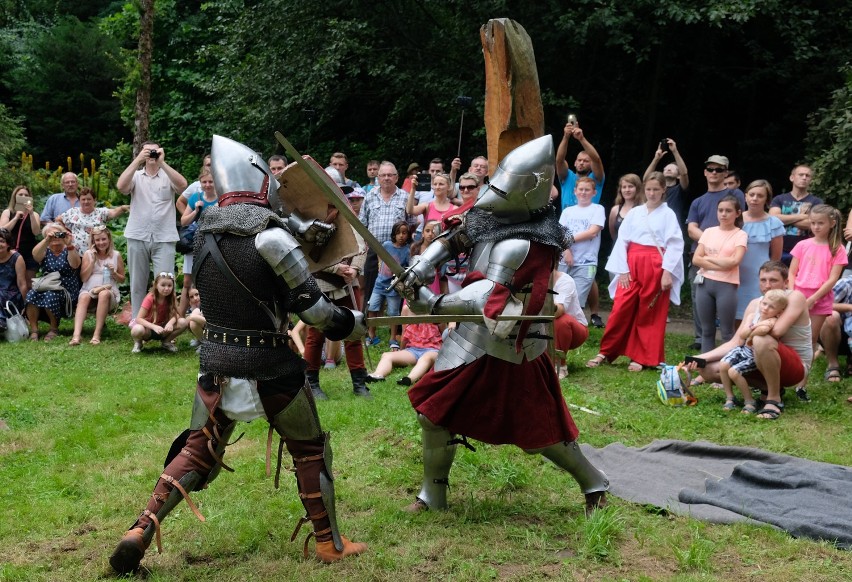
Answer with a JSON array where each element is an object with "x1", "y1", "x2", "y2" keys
[{"x1": 134, "y1": 0, "x2": 154, "y2": 156}]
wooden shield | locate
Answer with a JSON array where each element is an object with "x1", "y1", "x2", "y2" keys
[{"x1": 276, "y1": 156, "x2": 358, "y2": 273}]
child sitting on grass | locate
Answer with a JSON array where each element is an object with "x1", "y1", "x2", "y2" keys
[
  {"x1": 130, "y1": 272, "x2": 188, "y2": 353},
  {"x1": 365, "y1": 303, "x2": 442, "y2": 386},
  {"x1": 719, "y1": 289, "x2": 788, "y2": 413}
]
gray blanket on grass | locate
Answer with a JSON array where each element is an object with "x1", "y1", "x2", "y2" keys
[{"x1": 580, "y1": 440, "x2": 852, "y2": 549}]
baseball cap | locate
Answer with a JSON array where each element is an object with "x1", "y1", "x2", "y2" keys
[
  {"x1": 703, "y1": 155, "x2": 729, "y2": 168},
  {"x1": 348, "y1": 187, "x2": 365, "y2": 199}
]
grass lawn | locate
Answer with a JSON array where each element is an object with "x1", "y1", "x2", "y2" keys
[{"x1": 1, "y1": 317, "x2": 850, "y2": 581}]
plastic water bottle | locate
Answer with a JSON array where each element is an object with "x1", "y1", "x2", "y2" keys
[{"x1": 102, "y1": 265, "x2": 111, "y2": 286}]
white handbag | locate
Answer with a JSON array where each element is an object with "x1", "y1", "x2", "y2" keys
[{"x1": 5, "y1": 301, "x2": 29, "y2": 342}]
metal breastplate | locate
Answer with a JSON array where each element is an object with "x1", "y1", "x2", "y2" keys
[{"x1": 433, "y1": 239, "x2": 547, "y2": 370}]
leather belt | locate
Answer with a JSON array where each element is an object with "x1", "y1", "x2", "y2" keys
[{"x1": 203, "y1": 324, "x2": 288, "y2": 348}]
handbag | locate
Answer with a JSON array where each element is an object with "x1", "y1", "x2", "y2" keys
[
  {"x1": 4, "y1": 301, "x2": 29, "y2": 342},
  {"x1": 31, "y1": 271, "x2": 63, "y2": 292},
  {"x1": 656, "y1": 363, "x2": 697, "y2": 407},
  {"x1": 176, "y1": 222, "x2": 199, "y2": 254}
]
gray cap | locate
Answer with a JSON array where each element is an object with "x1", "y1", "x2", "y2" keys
[{"x1": 703, "y1": 155, "x2": 729, "y2": 168}]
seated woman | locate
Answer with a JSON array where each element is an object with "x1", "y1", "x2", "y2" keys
[
  {"x1": 0, "y1": 227, "x2": 28, "y2": 331},
  {"x1": 25, "y1": 224, "x2": 82, "y2": 341},
  {"x1": 186, "y1": 286, "x2": 206, "y2": 347},
  {"x1": 552, "y1": 270, "x2": 589, "y2": 379},
  {"x1": 365, "y1": 303, "x2": 443, "y2": 386},
  {"x1": 130, "y1": 272, "x2": 187, "y2": 353},
  {"x1": 69, "y1": 225, "x2": 125, "y2": 346},
  {"x1": 0, "y1": 185, "x2": 41, "y2": 289},
  {"x1": 56, "y1": 187, "x2": 128, "y2": 253}
]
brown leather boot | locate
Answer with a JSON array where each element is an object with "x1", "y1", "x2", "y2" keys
[
  {"x1": 314, "y1": 535, "x2": 368, "y2": 563},
  {"x1": 109, "y1": 527, "x2": 148, "y2": 574}
]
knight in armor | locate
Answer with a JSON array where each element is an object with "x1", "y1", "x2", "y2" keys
[
  {"x1": 109, "y1": 136, "x2": 368, "y2": 575},
  {"x1": 396, "y1": 135, "x2": 609, "y2": 515}
]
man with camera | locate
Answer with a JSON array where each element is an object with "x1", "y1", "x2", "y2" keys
[
  {"x1": 555, "y1": 121, "x2": 605, "y2": 210},
  {"x1": 116, "y1": 141, "x2": 188, "y2": 319},
  {"x1": 41, "y1": 172, "x2": 81, "y2": 226}
]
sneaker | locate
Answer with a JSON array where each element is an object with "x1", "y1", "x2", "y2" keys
[
  {"x1": 397, "y1": 376, "x2": 412, "y2": 386},
  {"x1": 368, "y1": 336, "x2": 381, "y2": 346},
  {"x1": 795, "y1": 387, "x2": 811, "y2": 402},
  {"x1": 365, "y1": 374, "x2": 384, "y2": 383},
  {"x1": 590, "y1": 314, "x2": 605, "y2": 328},
  {"x1": 689, "y1": 341, "x2": 702, "y2": 350},
  {"x1": 389, "y1": 339, "x2": 400, "y2": 351},
  {"x1": 162, "y1": 341, "x2": 178, "y2": 353},
  {"x1": 324, "y1": 359, "x2": 337, "y2": 369},
  {"x1": 131, "y1": 341, "x2": 142, "y2": 353}
]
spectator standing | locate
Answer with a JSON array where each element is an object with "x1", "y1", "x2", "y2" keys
[
  {"x1": 358, "y1": 161, "x2": 409, "y2": 311},
  {"x1": 723, "y1": 170, "x2": 742, "y2": 192},
  {"x1": 116, "y1": 141, "x2": 188, "y2": 319},
  {"x1": 770, "y1": 164, "x2": 822, "y2": 265},
  {"x1": 558, "y1": 177, "x2": 605, "y2": 322},
  {"x1": 1, "y1": 185, "x2": 41, "y2": 288},
  {"x1": 40, "y1": 172, "x2": 81, "y2": 225},
  {"x1": 366, "y1": 220, "x2": 410, "y2": 348},
  {"x1": 329, "y1": 152, "x2": 359, "y2": 189},
  {"x1": 457, "y1": 173, "x2": 481, "y2": 205},
  {"x1": 588, "y1": 172, "x2": 684, "y2": 371},
  {"x1": 555, "y1": 121, "x2": 605, "y2": 209},
  {"x1": 56, "y1": 188, "x2": 128, "y2": 253},
  {"x1": 735, "y1": 180, "x2": 785, "y2": 322},
  {"x1": 363, "y1": 159, "x2": 380, "y2": 193},
  {"x1": 175, "y1": 154, "x2": 212, "y2": 214},
  {"x1": 692, "y1": 195, "x2": 748, "y2": 352},
  {"x1": 643, "y1": 138, "x2": 689, "y2": 227},
  {"x1": 685, "y1": 154, "x2": 745, "y2": 349},
  {"x1": 267, "y1": 154, "x2": 287, "y2": 177},
  {"x1": 608, "y1": 174, "x2": 644, "y2": 241},
  {"x1": 178, "y1": 168, "x2": 218, "y2": 315}
]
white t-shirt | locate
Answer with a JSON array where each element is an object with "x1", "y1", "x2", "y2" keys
[
  {"x1": 553, "y1": 272, "x2": 588, "y2": 325},
  {"x1": 559, "y1": 203, "x2": 605, "y2": 266}
]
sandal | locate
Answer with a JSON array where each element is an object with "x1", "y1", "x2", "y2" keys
[
  {"x1": 755, "y1": 400, "x2": 783, "y2": 420},
  {"x1": 627, "y1": 361, "x2": 646, "y2": 372},
  {"x1": 722, "y1": 398, "x2": 740, "y2": 411},
  {"x1": 29, "y1": 331, "x2": 39, "y2": 341},
  {"x1": 68, "y1": 337, "x2": 81, "y2": 346},
  {"x1": 824, "y1": 367, "x2": 842, "y2": 383},
  {"x1": 741, "y1": 401, "x2": 758, "y2": 415},
  {"x1": 43, "y1": 329, "x2": 59, "y2": 342},
  {"x1": 586, "y1": 354, "x2": 606, "y2": 368},
  {"x1": 690, "y1": 375, "x2": 705, "y2": 387},
  {"x1": 89, "y1": 337, "x2": 101, "y2": 346}
]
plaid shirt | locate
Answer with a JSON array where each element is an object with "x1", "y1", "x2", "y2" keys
[
  {"x1": 834, "y1": 276, "x2": 852, "y2": 337},
  {"x1": 358, "y1": 187, "x2": 409, "y2": 243}
]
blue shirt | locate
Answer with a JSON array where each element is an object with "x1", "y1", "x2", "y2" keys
[
  {"x1": 560, "y1": 170, "x2": 604, "y2": 209},
  {"x1": 41, "y1": 193, "x2": 80, "y2": 223},
  {"x1": 685, "y1": 188, "x2": 746, "y2": 252}
]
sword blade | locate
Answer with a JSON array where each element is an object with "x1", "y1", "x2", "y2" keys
[
  {"x1": 274, "y1": 131, "x2": 406, "y2": 278},
  {"x1": 369, "y1": 314, "x2": 553, "y2": 326}
]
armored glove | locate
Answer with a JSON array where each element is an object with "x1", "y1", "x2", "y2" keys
[{"x1": 288, "y1": 211, "x2": 336, "y2": 248}]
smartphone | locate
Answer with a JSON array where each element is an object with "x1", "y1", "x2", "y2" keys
[
  {"x1": 15, "y1": 196, "x2": 33, "y2": 213},
  {"x1": 415, "y1": 172, "x2": 432, "y2": 192},
  {"x1": 659, "y1": 139, "x2": 669, "y2": 153},
  {"x1": 566, "y1": 113, "x2": 578, "y2": 126},
  {"x1": 684, "y1": 355, "x2": 706, "y2": 368}
]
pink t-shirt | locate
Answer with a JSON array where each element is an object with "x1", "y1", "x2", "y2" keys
[
  {"x1": 697, "y1": 226, "x2": 748, "y2": 284},
  {"x1": 402, "y1": 322, "x2": 442, "y2": 350},
  {"x1": 140, "y1": 292, "x2": 171, "y2": 325},
  {"x1": 790, "y1": 238, "x2": 848, "y2": 289}
]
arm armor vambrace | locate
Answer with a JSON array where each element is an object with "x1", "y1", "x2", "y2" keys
[
  {"x1": 430, "y1": 279, "x2": 496, "y2": 316},
  {"x1": 256, "y1": 228, "x2": 309, "y2": 289},
  {"x1": 298, "y1": 297, "x2": 356, "y2": 341}
]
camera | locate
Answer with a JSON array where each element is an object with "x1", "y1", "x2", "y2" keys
[
  {"x1": 415, "y1": 172, "x2": 433, "y2": 192},
  {"x1": 456, "y1": 96, "x2": 473, "y2": 108},
  {"x1": 659, "y1": 139, "x2": 669, "y2": 153},
  {"x1": 53, "y1": 231, "x2": 66, "y2": 238},
  {"x1": 148, "y1": 149, "x2": 160, "y2": 159}
]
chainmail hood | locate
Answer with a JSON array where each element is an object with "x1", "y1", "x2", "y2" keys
[
  {"x1": 464, "y1": 207, "x2": 572, "y2": 251},
  {"x1": 198, "y1": 204, "x2": 288, "y2": 237}
]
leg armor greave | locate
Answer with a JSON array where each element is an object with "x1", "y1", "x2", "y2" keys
[
  {"x1": 524, "y1": 441, "x2": 609, "y2": 495},
  {"x1": 270, "y1": 384, "x2": 345, "y2": 553},
  {"x1": 415, "y1": 413, "x2": 457, "y2": 510}
]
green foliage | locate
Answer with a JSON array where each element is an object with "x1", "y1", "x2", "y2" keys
[
  {"x1": 807, "y1": 64, "x2": 852, "y2": 212},
  {"x1": 673, "y1": 524, "x2": 717, "y2": 572},
  {"x1": 579, "y1": 505, "x2": 625, "y2": 562}
]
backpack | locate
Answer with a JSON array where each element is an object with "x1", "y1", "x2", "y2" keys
[{"x1": 656, "y1": 363, "x2": 698, "y2": 407}]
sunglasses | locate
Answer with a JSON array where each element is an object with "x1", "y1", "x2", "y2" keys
[
  {"x1": 157, "y1": 272, "x2": 175, "y2": 280},
  {"x1": 458, "y1": 185, "x2": 478, "y2": 191},
  {"x1": 91, "y1": 225, "x2": 108, "y2": 233},
  {"x1": 705, "y1": 167, "x2": 727, "y2": 174}
]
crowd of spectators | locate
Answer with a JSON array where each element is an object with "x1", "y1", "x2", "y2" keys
[{"x1": 3, "y1": 128, "x2": 851, "y2": 413}]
